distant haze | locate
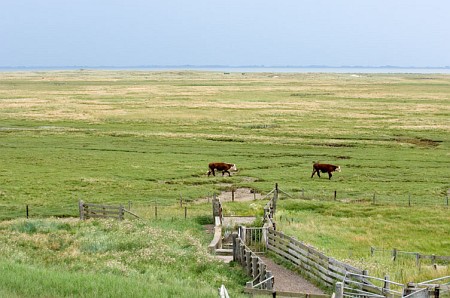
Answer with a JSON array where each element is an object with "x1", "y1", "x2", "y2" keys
[{"x1": 2, "y1": 0, "x2": 449, "y2": 68}]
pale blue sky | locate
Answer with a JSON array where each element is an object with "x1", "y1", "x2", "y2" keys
[{"x1": 1, "y1": 0, "x2": 449, "y2": 67}]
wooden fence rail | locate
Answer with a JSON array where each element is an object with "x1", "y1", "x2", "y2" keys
[
  {"x1": 79, "y1": 200, "x2": 124, "y2": 220},
  {"x1": 267, "y1": 228, "x2": 366, "y2": 288}
]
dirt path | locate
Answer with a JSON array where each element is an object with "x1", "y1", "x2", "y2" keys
[{"x1": 259, "y1": 256, "x2": 325, "y2": 295}]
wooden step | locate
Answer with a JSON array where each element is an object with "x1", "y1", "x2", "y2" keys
[{"x1": 215, "y1": 248, "x2": 233, "y2": 256}]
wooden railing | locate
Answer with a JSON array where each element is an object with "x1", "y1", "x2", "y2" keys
[
  {"x1": 267, "y1": 228, "x2": 366, "y2": 288},
  {"x1": 233, "y1": 233, "x2": 274, "y2": 291},
  {"x1": 208, "y1": 216, "x2": 223, "y2": 253},
  {"x1": 79, "y1": 200, "x2": 124, "y2": 220}
]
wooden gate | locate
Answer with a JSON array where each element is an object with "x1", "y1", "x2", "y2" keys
[
  {"x1": 79, "y1": 200, "x2": 124, "y2": 220},
  {"x1": 239, "y1": 226, "x2": 267, "y2": 253}
]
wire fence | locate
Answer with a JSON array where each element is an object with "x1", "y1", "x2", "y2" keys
[
  {"x1": 4, "y1": 196, "x2": 213, "y2": 222},
  {"x1": 285, "y1": 188, "x2": 450, "y2": 207}
]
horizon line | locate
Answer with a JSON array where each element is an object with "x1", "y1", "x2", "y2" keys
[{"x1": 1, "y1": 64, "x2": 450, "y2": 70}]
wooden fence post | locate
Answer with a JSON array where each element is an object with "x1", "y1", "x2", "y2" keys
[
  {"x1": 334, "y1": 190, "x2": 337, "y2": 200},
  {"x1": 266, "y1": 271, "x2": 273, "y2": 291},
  {"x1": 26, "y1": 205, "x2": 29, "y2": 219},
  {"x1": 184, "y1": 207, "x2": 187, "y2": 219},
  {"x1": 273, "y1": 183, "x2": 278, "y2": 214},
  {"x1": 246, "y1": 250, "x2": 252, "y2": 275},
  {"x1": 78, "y1": 200, "x2": 84, "y2": 220},
  {"x1": 232, "y1": 233, "x2": 238, "y2": 262},
  {"x1": 251, "y1": 256, "x2": 258, "y2": 279},
  {"x1": 335, "y1": 282, "x2": 344, "y2": 298},
  {"x1": 119, "y1": 205, "x2": 124, "y2": 220},
  {"x1": 155, "y1": 206, "x2": 158, "y2": 220},
  {"x1": 434, "y1": 285, "x2": 440, "y2": 298},
  {"x1": 383, "y1": 275, "x2": 390, "y2": 294},
  {"x1": 241, "y1": 226, "x2": 247, "y2": 245},
  {"x1": 240, "y1": 242, "x2": 245, "y2": 266},
  {"x1": 259, "y1": 262, "x2": 267, "y2": 289},
  {"x1": 232, "y1": 189, "x2": 235, "y2": 202}
]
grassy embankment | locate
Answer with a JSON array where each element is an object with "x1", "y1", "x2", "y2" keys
[{"x1": 0, "y1": 217, "x2": 248, "y2": 297}]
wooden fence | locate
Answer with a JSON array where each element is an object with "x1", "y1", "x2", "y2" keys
[
  {"x1": 233, "y1": 232, "x2": 274, "y2": 291},
  {"x1": 79, "y1": 200, "x2": 124, "y2": 220},
  {"x1": 260, "y1": 184, "x2": 449, "y2": 297},
  {"x1": 267, "y1": 228, "x2": 366, "y2": 289}
]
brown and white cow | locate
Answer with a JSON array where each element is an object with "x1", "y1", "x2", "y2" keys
[
  {"x1": 207, "y1": 162, "x2": 237, "y2": 177},
  {"x1": 311, "y1": 162, "x2": 341, "y2": 180}
]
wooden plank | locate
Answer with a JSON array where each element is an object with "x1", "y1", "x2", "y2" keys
[
  {"x1": 83, "y1": 206, "x2": 121, "y2": 212},
  {"x1": 269, "y1": 232, "x2": 291, "y2": 248},
  {"x1": 287, "y1": 246, "x2": 309, "y2": 265},
  {"x1": 282, "y1": 241, "x2": 336, "y2": 285},
  {"x1": 329, "y1": 258, "x2": 363, "y2": 275},
  {"x1": 267, "y1": 243, "x2": 333, "y2": 287},
  {"x1": 268, "y1": 229, "x2": 365, "y2": 287},
  {"x1": 84, "y1": 209, "x2": 121, "y2": 215},
  {"x1": 83, "y1": 204, "x2": 121, "y2": 210},
  {"x1": 288, "y1": 241, "x2": 309, "y2": 258},
  {"x1": 269, "y1": 236, "x2": 329, "y2": 284}
]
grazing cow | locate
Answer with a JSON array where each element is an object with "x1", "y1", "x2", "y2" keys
[
  {"x1": 207, "y1": 162, "x2": 237, "y2": 177},
  {"x1": 311, "y1": 162, "x2": 341, "y2": 180}
]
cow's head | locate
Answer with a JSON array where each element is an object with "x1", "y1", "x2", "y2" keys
[
  {"x1": 335, "y1": 166, "x2": 341, "y2": 172},
  {"x1": 231, "y1": 164, "x2": 237, "y2": 171}
]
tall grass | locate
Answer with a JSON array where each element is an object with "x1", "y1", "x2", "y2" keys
[
  {"x1": 0, "y1": 217, "x2": 248, "y2": 297},
  {"x1": 274, "y1": 199, "x2": 449, "y2": 283}
]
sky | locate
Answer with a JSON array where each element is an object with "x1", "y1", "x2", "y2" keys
[{"x1": 1, "y1": 0, "x2": 450, "y2": 68}]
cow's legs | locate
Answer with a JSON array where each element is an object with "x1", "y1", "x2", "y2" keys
[
  {"x1": 222, "y1": 170, "x2": 231, "y2": 176},
  {"x1": 311, "y1": 169, "x2": 317, "y2": 178},
  {"x1": 328, "y1": 172, "x2": 332, "y2": 179}
]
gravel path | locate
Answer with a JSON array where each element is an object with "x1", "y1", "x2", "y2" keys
[{"x1": 259, "y1": 256, "x2": 325, "y2": 295}]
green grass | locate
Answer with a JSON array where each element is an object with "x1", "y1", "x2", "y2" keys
[
  {"x1": 0, "y1": 70, "x2": 449, "y2": 293},
  {"x1": 1, "y1": 71, "x2": 449, "y2": 219},
  {"x1": 0, "y1": 217, "x2": 248, "y2": 298},
  {"x1": 274, "y1": 199, "x2": 450, "y2": 283}
]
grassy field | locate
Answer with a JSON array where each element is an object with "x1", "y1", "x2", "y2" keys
[
  {"x1": 0, "y1": 70, "x2": 449, "y2": 294},
  {"x1": 0, "y1": 71, "x2": 449, "y2": 217}
]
